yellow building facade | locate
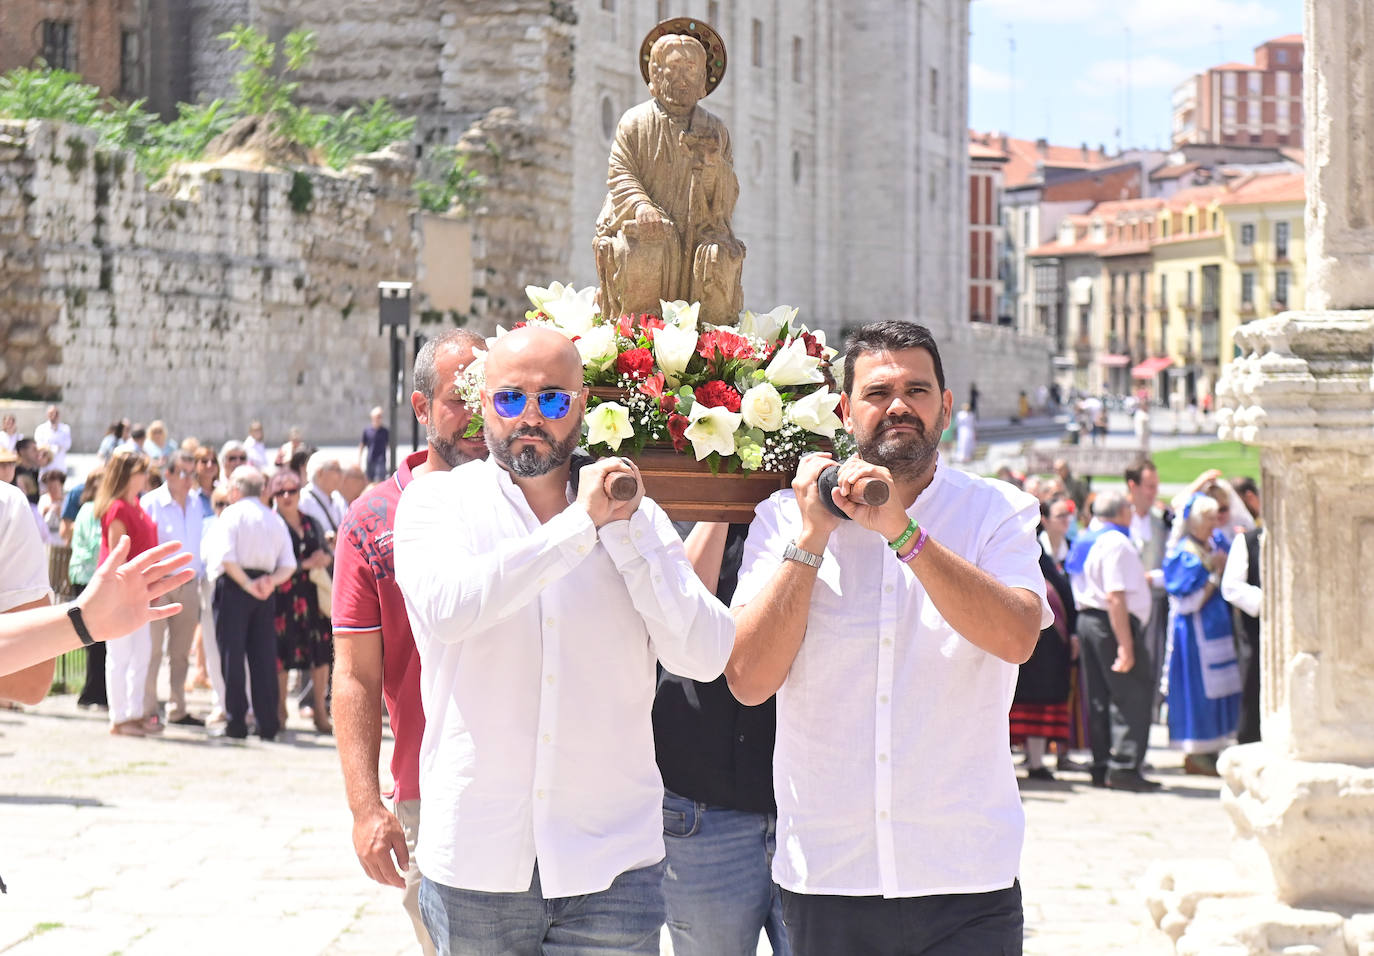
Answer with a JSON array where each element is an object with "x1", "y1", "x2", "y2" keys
[{"x1": 1149, "y1": 172, "x2": 1304, "y2": 403}]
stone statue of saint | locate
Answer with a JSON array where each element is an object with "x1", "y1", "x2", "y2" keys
[{"x1": 594, "y1": 19, "x2": 745, "y2": 325}]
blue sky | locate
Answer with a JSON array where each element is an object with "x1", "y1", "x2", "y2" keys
[{"x1": 968, "y1": 0, "x2": 1302, "y2": 153}]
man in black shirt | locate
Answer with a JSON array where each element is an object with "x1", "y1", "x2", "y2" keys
[{"x1": 655, "y1": 522, "x2": 791, "y2": 956}]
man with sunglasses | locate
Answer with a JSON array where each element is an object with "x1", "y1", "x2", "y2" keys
[
  {"x1": 139, "y1": 450, "x2": 206, "y2": 727},
  {"x1": 394, "y1": 326, "x2": 734, "y2": 955}
]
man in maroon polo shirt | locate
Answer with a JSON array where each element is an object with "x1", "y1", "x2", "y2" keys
[{"x1": 332, "y1": 329, "x2": 487, "y2": 953}]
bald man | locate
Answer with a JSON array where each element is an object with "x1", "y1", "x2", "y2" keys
[{"x1": 394, "y1": 328, "x2": 735, "y2": 955}]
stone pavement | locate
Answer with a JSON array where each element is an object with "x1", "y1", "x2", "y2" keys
[{"x1": 0, "y1": 681, "x2": 1229, "y2": 955}]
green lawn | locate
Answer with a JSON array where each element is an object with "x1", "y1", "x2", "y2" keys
[{"x1": 1127, "y1": 441, "x2": 1260, "y2": 484}]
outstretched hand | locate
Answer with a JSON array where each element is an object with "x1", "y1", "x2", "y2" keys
[{"x1": 77, "y1": 537, "x2": 195, "y2": 643}]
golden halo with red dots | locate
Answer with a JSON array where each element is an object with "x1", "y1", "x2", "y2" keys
[{"x1": 639, "y1": 17, "x2": 727, "y2": 97}]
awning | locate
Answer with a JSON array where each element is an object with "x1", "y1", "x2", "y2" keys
[
  {"x1": 1131, "y1": 356, "x2": 1175, "y2": 379},
  {"x1": 1098, "y1": 354, "x2": 1131, "y2": 367}
]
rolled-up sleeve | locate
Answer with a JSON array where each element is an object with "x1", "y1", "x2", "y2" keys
[{"x1": 599, "y1": 501, "x2": 734, "y2": 681}]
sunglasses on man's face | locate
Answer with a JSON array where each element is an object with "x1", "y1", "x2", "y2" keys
[
  {"x1": 225, "y1": 455, "x2": 247, "y2": 464},
  {"x1": 490, "y1": 388, "x2": 578, "y2": 421}
]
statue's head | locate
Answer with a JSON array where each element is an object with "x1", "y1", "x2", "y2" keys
[{"x1": 648, "y1": 34, "x2": 708, "y2": 115}]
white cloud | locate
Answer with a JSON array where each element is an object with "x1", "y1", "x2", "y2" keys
[
  {"x1": 1077, "y1": 55, "x2": 1195, "y2": 95},
  {"x1": 980, "y1": 0, "x2": 1284, "y2": 44},
  {"x1": 970, "y1": 62, "x2": 1015, "y2": 93}
]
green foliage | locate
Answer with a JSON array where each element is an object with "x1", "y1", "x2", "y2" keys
[
  {"x1": 288, "y1": 170, "x2": 313, "y2": 213},
  {"x1": 317, "y1": 100, "x2": 415, "y2": 169},
  {"x1": 414, "y1": 146, "x2": 485, "y2": 213}
]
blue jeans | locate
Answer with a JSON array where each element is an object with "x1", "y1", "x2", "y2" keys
[
  {"x1": 419, "y1": 861, "x2": 665, "y2": 956},
  {"x1": 662, "y1": 790, "x2": 791, "y2": 956}
]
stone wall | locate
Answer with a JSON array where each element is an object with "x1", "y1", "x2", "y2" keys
[
  {"x1": 957, "y1": 322, "x2": 1056, "y2": 419},
  {"x1": 0, "y1": 119, "x2": 422, "y2": 449}
]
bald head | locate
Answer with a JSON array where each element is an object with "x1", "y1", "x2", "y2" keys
[{"x1": 485, "y1": 327, "x2": 584, "y2": 389}]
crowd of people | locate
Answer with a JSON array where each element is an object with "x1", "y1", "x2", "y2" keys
[
  {"x1": 1, "y1": 319, "x2": 1268, "y2": 956},
  {"x1": 1, "y1": 403, "x2": 381, "y2": 739}
]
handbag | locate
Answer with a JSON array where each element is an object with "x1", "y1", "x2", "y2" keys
[{"x1": 308, "y1": 565, "x2": 333, "y2": 617}]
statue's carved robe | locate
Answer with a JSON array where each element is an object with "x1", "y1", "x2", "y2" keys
[{"x1": 595, "y1": 100, "x2": 745, "y2": 324}]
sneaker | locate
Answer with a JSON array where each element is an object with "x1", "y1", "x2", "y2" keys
[{"x1": 1106, "y1": 769, "x2": 1163, "y2": 792}]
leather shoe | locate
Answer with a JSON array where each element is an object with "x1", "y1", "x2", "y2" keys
[
  {"x1": 170, "y1": 714, "x2": 206, "y2": 727},
  {"x1": 1106, "y1": 769, "x2": 1162, "y2": 792},
  {"x1": 1025, "y1": 767, "x2": 1055, "y2": 782}
]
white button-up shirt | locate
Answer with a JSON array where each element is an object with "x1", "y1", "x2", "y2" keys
[
  {"x1": 203, "y1": 497, "x2": 295, "y2": 581},
  {"x1": 141, "y1": 486, "x2": 205, "y2": 579},
  {"x1": 33, "y1": 420, "x2": 72, "y2": 473},
  {"x1": 301, "y1": 481, "x2": 345, "y2": 535},
  {"x1": 1070, "y1": 518, "x2": 1152, "y2": 622},
  {"x1": 394, "y1": 458, "x2": 734, "y2": 898},
  {"x1": 733, "y1": 460, "x2": 1051, "y2": 898}
]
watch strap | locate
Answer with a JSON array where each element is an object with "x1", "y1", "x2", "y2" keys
[
  {"x1": 67, "y1": 604, "x2": 96, "y2": 646},
  {"x1": 782, "y1": 541, "x2": 824, "y2": 569}
]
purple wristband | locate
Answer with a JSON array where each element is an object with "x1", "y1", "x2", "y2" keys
[{"x1": 897, "y1": 527, "x2": 929, "y2": 565}]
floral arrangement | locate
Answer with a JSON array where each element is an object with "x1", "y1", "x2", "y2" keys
[{"x1": 458, "y1": 283, "x2": 847, "y2": 474}]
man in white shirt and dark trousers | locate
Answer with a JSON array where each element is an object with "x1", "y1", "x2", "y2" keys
[
  {"x1": 1066, "y1": 490, "x2": 1159, "y2": 792},
  {"x1": 140, "y1": 450, "x2": 206, "y2": 726},
  {"x1": 394, "y1": 328, "x2": 734, "y2": 956},
  {"x1": 1222, "y1": 518, "x2": 1263, "y2": 744},
  {"x1": 727, "y1": 321, "x2": 1051, "y2": 956},
  {"x1": 204, "y1": 466, "x2": 296, "y2": 740}
]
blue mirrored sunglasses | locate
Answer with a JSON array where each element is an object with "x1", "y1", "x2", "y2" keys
[{"x1": 490, "y1": 388, "x2": 578, "y2": 420}]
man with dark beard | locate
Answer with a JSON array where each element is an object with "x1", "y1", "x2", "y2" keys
[
  {"x1": 331, "y1": 328, "x2": 487, "y2": 955},
  {"x1": 726, "y1": 320, "x2": 1052, "y2": 956},
  {"x1": 393, "y1": 326, "x2": 734, "y2": 954}
]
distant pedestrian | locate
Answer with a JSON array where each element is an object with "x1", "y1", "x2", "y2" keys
[
  {"x1": 955, "y1": 402, "x2": 976, "y2": 462},
  {"x1": 33, "y1": 405, "x2": 72, "y2": 473},
  {"x1": 1067, "y1": 491, "x2": 1159, "y2": 791},
  {"x1": 68, "y1": 467, "x2": 108, "y2": 709},
  {"x1": 0, "y1": 413, "x2": 20, "y2": 453},
  {"x1": 339, "y1": 464, "x2": 367, "y2": 507},
  {"x1": 243, "y1": 420, "x2": 271, "y2": 471},
  {"x1": 144, "y1": 421, "x2": 177, "y2": 463},
  {"x1": 276, "y1": 426, "x2": 307, "y2": 469},
  {"x1": 96, "y1": 421, "x2": 125, "y2": 462},
  {"x1": 1133, "y1": 404, "x2": 1151, "y2": 450},
  {"x1": 968, "y1": 381, "x2": 980, "y2": 417},
  {"x1": 1018, "y1": 390, "x2": 1031, "y2": 422},
  {"x1": 94, "y1": 450, "x2": 159, "y2": 737},
  {"x1": 359, "y1": 407, "x2": 390, "y2": 483}
]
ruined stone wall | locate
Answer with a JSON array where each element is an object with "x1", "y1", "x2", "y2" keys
[{"x1": 0, "y1": 120, "x2": 419, "y2": 448}]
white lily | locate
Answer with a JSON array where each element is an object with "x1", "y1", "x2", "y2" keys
[
  {"x1": 810, "y1": 328, "x2": 840, "y2": 361},
  {"x1": 659, "y1": 299, "x2": 700, "y2": 332},
  {"x1": 585, "y1": 402, "x2": 635, "y2": 451},
  {"x1": 574, "y1": 325, "x2": 619, "y2": 366},
  {"x1": 651, "y1": 324, "x2": 699, "y2": 384},
  {"x1": 525, "y1": 281, "x2": 568, "y2": 312},
  {"x1": 787, "y1": 387, "x2": 843, "y2": 437},
  {"x1": 763, "y1": 337, "x2": 824, "y2": 387},
  {"x1": 738, "y1": 305, "x2": 797, "y2": 342},
  {"x1": 739, "y1": 382, "x2": 785, "y2": 431},
  {"x1": 542, "y1": 285, "x2": 599, "y2": 337},
  {"x1": 684, "y1": 403, "x2": 743, "y2": 460}
]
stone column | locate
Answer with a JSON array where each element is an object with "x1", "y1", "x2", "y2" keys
[{"x1": 1144, "y1": 2, "x2": 1374, "y2": 953}]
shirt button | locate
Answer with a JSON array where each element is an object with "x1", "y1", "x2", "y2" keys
[
  {"x1": 737, "y1": 734, "x2": 746, "y2": 743},
  {"x1": 882, "y1": 638, "x2": 893, "y2": 647},
  {"x1": 620, "y1": 536, "x2": 631, "y2": 545},
  {"x1": 879, "y1": 810, "x2": 889, "y2": 820},
  {"x1": 879, "y1": 695, "x2": 889, "y2": 705},
  {"x1": 884, "y1": 584, "x2": 894, "y2": 594},
  {"x1": 536, "y1": 790, "x2": 545, "y2": 799},
  {"x1": 542, "y1": 734, "x2": 552, "y2": 744},
  {"x1": 546, "y1": 675, "x2": 555, "y2": 685},
  {"x1": 545, "y1": 617, "x2": 555, "y2": 628},
  {"x1": 575, "y1": 545, "x2": 587, "y2": 554},
  {"x1": 879, "y1": 753, "x2": 889, "y2": 763}
]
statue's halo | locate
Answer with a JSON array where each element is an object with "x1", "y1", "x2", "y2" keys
[{"x1": 639, "y1": 17, "x2": 727, "y2": 97}]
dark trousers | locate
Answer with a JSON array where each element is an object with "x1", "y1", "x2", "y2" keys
[
  {"x1": 1078, "y1": 608, "x2": 1152, "y2": 772},
  {"x1": 1235, "y1": 624, "x2": 1261, "y2": 744},
  {"x1": 212, "y1": 573, "x2": 280, "y2": 739},
  {"x1": 72, "y1": 583, "x2": 108, "y2": 707},
  {"x1": 780, "y1": 882, "x2": 1022, "y2": 956}
]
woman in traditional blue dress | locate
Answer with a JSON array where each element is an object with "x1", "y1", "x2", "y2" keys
[{"x1": 1163, "y1": 493, "x2": 1243, "y2": 775}]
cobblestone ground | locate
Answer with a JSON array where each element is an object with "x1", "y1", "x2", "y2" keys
[{"x1": 0, "y1": 684, "x2": 1224, "y2": 955}]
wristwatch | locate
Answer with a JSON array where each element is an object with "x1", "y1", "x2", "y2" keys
[{"x1": 783, "y1": 541, "x2": 824, "y2": 569}]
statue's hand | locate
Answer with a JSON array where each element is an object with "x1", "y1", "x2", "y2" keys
[{"x1": 634, "y1": 202, "x2": 673, "y2": 240}]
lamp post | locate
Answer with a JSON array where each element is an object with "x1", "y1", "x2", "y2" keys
[{"x1": 378, "y1": 281, "x2": 412, "y2": 472}]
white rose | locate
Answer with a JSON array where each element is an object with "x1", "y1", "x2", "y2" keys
[
  {"x1": 684, "y1": 403, "x2": 743, "y2": 460},
  {"x1": 651, "y1": 324, "x2": 699, "y2": 384},
  {"x1": 787, "y1": 387, "x2": 843, "y2": 437},
  {"x1": 585, "y1": 402, "x2": 635, "y2": 451},
  {"x1": 574, "y1": 325, "x2": 619, "y2": 366},
  {"x1": 739, "y1": 382, "x2": 785, "y2": 432},
  {"x1": 763, "y1": 337, "x2": 824, "y2": 387},
  {"x1": 525, "y1": 281, "x2": 567, "y2": 312},
  {"x1": 738, "y1": 305, "x2": 797, "y2": 342}
]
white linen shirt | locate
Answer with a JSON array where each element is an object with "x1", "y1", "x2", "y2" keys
[
  {"x1": 1070, "y1": 518, "x2": 1153, "y2": 622},
  {"x1": 1221, "y1": 530, "x2": 1262, "y2": 618},
  {"x1": 33, "y1": 420, "x2": 72, "y2": 473},
  {"x1": 732, "y1": 460, "x2": 1052, "y2": 898},
  {"x1": 203, "y1": 498, "x2": 295, "y2": 580},
  {"x1": 141, "y1": 486, "x2": 205, "y2": 579},
  {"x1": 301, "y1": 481, "x2": 344, "y2": 534},
  {"x1": 1, "y1": 482, "x2": 52, "y2": 612},
  {"x1": 393, "y1": 458, "x2": 734, "y2": 899}
]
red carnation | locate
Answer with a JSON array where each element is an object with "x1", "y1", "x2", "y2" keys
[
  {"x1": 667, "y1": 413, "x2": 691, "y2": 453},
  {"x1": 661, "y1": 393, "x2": 678, "y2": 414},
  {"x1": 800, "y1": 331, "x2": 824, "y2": 358},
  {"x1": 615, "y1": 347, "x2": 655, "y2": 380},
  {"x1": 694, "y1": 380, "x2": 742, "y2": 412},
  {"x1": 697, "y1": 329, "x2": 756, "y2": 362}
]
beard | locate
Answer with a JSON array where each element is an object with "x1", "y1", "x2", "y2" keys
[
  {"x1": 854, "y1": 411, "x2": 945, "y2": 481},
  {"x1": 486, "y1": 414, "x2": 582, "y2": 478},
  {"x1": 428, "y1": 421, "x2": 478, "y2": 469}
]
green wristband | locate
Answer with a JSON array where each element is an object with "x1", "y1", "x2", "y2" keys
[{"x1": 888, "y1": 518, "x2": 919, "y2": 552}]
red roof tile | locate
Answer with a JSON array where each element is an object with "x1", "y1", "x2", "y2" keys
[
  {"x1": 1218, "y1": 171, "x2": 1305, "y2": 205},
  {"x1": 967, "y1": 130, "x2": 1108, "y2": 189},
  {"x1": 1151, "y1": 162, "x2": 1202, "y2": 181}
]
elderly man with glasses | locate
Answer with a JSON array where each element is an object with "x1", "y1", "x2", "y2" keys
[{"x1": 139, "y1": 450, "x2": 207, "y2": 727}]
